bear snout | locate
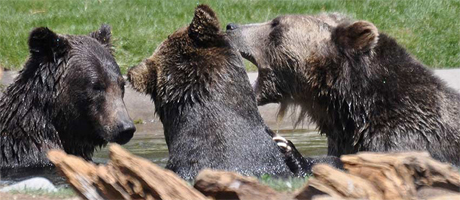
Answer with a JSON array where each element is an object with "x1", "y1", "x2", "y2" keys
[
  {"x1": 112, "y1": 120, "x2": 136, "y2": 145},
  {"x1": 226, "y1": 23, "x2": 239, "y2": 31}
]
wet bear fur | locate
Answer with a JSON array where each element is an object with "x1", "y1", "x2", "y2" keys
[
  {"x1": 127, "y1": 5, "x2": 297, "y2": 180},
  {"x1": 226, "y1": 13, "x2": 460, "y2": 167},
  {"x1": 0, "y1": 25, "x2": 135, "y2": 169}
]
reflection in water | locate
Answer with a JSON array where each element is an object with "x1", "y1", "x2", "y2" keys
[
  {"x1": 92, "y1": 129, "x2": 327, "y2": 167},
  {"x1": 92, "y1": 133, "x2": 170, "y2": 167},
  {"x1": 0, "y1": 129, "x2": 327, "y2": 186},
  {"x1": 277, "y1": 129, "x2": 328, "y2": 156}
]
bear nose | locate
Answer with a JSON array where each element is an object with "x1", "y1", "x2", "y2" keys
[
  {"x1": 226, "y1": 23, "x2": 239, "y2": 31},
  {"x1": 114, "y1": 121, "x2": 136, "y2": 145}
]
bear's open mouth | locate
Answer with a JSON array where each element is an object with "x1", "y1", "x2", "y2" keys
[
  {"x1": 240, "y1": 51, "x2": 259, "y2": 69},
  {"x1": 239, "y1": 50, "x2": 260, "y2": 92}
]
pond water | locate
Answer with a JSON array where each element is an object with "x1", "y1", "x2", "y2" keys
[{"x1": 0, "y1": 128, "x2": 327, "y2": 187}]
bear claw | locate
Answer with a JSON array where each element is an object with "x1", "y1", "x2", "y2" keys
[{"x1": 273, "y1": 136, "x2": 292, "y2": 151}]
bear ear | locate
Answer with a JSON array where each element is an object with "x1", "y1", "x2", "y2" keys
[
  {"x1": 28, "y1": 27, "x2": 68, "y2": 59},
  {"x1": 188, "y1": 4, "x2": 221, "y2": 44},
  {"x1": 332, "y1": 21, "x2": 379, "y2": 52},
  {"x1": 127, "y1": 60, "x2": 155, "y2": 94},
  {"x1": 90, "y1": 24, "x2": 112, "y2": 46}
]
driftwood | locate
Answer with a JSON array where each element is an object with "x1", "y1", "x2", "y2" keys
[
  {"x1": 295, "y1": 164, "x2": 383, "y2": 200},
  {"x1": 48, "y1": 145, "x2": 460, "y2": 200},
  {"x1": 48, "y1": 144, "x2": 208, "y2": 200},
  {"x1": 194, "y1": 169, "x2": 288, "y2": 200},
  {"x1": 295, "y1": 152, "x2": 460, "y2": 200}
]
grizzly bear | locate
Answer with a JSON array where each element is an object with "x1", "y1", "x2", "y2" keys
[
  {"x1": 127, "y1": 5, "x2": 297, "y2": 180},
  {"x1": 0, "y1": 25, "x2": 136, "y2": 169},
  {"x1": 226, "y1": 14, "x2": 460, "y2": 166}
]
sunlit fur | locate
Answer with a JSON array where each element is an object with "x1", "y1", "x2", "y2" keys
[{"x1": 227, "y1": 14, "x2": 460, "y2": 166}]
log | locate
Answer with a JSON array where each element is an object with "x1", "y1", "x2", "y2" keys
[
  {"x1": 295, "y1": 151, "x2": 460, "y2": 200},
  {"x1": 341, "y1": 152, "x2": 460, "y2": 198},
  {"x1": 294, "y1": 164, "x2": 384, "y2": 200},
  {"x1": 48, "y1": 147, "x2": 460, "y2": 200},
  {"x1": 194, "y1": 169, "x2": 289, "y2": 200},
  {"x1": 48, "y1": 150, "x2": 105, "y2": 200},
  {"x1": 48, "y1": 144, "x2": 209, "y2": 200},
  {"x1": 108, "y1": 144, "x2": 208, "y2": 200},
  {"x1": 427, "y1": 194, "x2": 460, "y2": 200}
]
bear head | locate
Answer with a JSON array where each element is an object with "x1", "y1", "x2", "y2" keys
[
  {"x1": 127, "y1": 5, "x2": 240, "y2": 113},
  {"x1": 226, "y1": 14, "x2": 379, "y2": 111},
  {"x1": 26, "y1": 25, "x2": 135, "y2": 158}
]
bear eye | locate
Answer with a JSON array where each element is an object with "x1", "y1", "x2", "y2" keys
[
  {"x1": 271, "y1": 19, "x2": 280, "y2": 27},
  {"x1": 119, "y1": 81, "x2": 126, "y2": 96},
  {"x1": 92, "y1": 82, "x2": 105, "y2": 91}
]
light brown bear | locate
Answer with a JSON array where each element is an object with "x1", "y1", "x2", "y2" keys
[{"x1": 226, "y1": 14, "x2": 460, "y2": 167}]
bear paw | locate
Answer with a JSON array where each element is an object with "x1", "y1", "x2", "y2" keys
[{"x1": 273, "y1": 136, "x2": 292, "y2": 152}]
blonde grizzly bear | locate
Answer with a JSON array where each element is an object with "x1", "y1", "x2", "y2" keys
[{"x1": 227, "y1": 14, "x2": 460, "y2": 167}]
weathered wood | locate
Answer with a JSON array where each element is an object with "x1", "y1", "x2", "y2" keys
[
  {"x1": 194, "y1": 169, "x2": 289, "y2": 200},
  {"x1": 417, "y1": 186, "x2": 460, "y2": 200},
  {"x1": 427, "y1": 194, "x2": 460, "y2": 200},
  {"x1": 49, "y1": 148, "x2": 460, "y2": 200},
  {"x1": 294, "y1": 164, "x2": 383, "y2": 200},
  {"x1": 295, "y1": 152, "x2": 460, "y2": 200},
  {"x1": 48, "y1": 150, "x2": 105, "y2": 200},
  {"x1": 108, "y1": 144, "x2": 209, "y2": 200},
  {"x1": 341, "y1": 151, "x2": 460, "y2": 198},
  {"x1": 48, "y1": 144, "x2": 209, "y2": 200}
]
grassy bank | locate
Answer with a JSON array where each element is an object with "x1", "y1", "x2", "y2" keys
[{"x1": 1, "y1": 0, "x2": 459, "y2": 73}]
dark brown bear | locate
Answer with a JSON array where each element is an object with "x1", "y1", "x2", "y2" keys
[
  {"x1": 0, "y1": 25, "x2": 135, "y2": 169},
  {"x1": 226, "y1": 14, "x2": 460, "y2": 166},
  {"x1": 127, "y1": 5, "x2": 296, "y2": 180}
]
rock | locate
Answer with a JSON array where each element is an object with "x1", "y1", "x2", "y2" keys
[
  {"x1": 0, "y1": 177, "x2": 57, "y2": 193},
  {"x1": 295, "y1": 151, "x2": 460, "y2": 200},
  {"x1": 48, "y1": 144, "x2": 209, "y2": 200},
  {"x1": 194, "y1": 169, "x2": 289, "y2": 200}
]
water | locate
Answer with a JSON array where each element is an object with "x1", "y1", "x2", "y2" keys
[{"x1": 0, "y1": 128, "x2": 327, "y2": 187}]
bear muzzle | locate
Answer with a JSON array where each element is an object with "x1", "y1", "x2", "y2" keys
[{"x1": 111, "y1": 120, "x2": 136, "y2": 145}]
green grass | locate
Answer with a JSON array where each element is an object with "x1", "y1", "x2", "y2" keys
[
  {"x1": 0, "y1": 0, "x2": 459, "y2": 73},
  {"x1": 0, "y1": 83, "x2": 6, "y2": 92},
  {"x1": 133, "y1": 118, "x2": 145, "y2": 125},
  {"x1": 259, "y1": 174, "x2": 309, "y2": 192},
  {"x1": 8, "y1": 188, "x2": 77, "y2": 199}
]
